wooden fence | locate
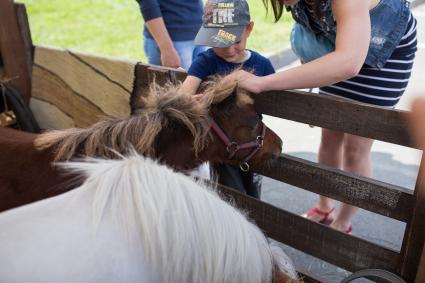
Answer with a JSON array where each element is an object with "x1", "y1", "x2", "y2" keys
[
  {"x1": 1, "y1": 1, "x2": 424, "y2": 282},
  {"x1": 132, "y1": 64, "x2": 425, "y2": 283}
]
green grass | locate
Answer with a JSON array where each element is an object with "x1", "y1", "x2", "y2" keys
[{"x1": 19, "y1": 0, "x2": 293, "y2": 62}]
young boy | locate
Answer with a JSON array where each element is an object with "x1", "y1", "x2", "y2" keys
[{"x1": 181, "y1": 0, "x2": 276, "y2": 199}]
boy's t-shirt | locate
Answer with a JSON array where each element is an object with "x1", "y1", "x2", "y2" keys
[
  {"x1": 188, "y1": 48, "x2": 275, "y2": 78},
  {"x1": 188, "y1": 48, "x2": 274, "y2": 199}
]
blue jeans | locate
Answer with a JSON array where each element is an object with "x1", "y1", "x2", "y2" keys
[
  {"x1": 143, "y1": 37, "x2": 207, "y2": 70},
  {"x1": 290, "y1": 23, "x2": 334, "y2": 63}
]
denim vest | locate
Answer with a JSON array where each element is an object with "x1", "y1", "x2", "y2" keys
[{"x1": 289, "y1": 0, "x2": 411, "y2": 68}]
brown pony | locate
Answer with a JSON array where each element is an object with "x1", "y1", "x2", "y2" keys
[{"x1": 0, "y1": 75, "x2": 282, "y2": 212}]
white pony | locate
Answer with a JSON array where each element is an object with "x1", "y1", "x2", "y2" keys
[{"x1": 0, "y1": 153, "x2": 298, "y2": 283}]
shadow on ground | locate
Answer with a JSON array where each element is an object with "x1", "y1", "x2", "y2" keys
[{"x1": 261, "y1": 151, "x2": 420, "y2": 282}]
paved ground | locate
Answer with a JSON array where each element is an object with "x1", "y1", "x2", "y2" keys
[{"x1": 262, "y1": 4, "x2": 425, "y2": 282}]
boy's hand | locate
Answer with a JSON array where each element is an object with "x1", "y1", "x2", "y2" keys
[
  {"x1": 232, "y1": 70, "x2": 263, "y2": 94},
  {"x1": 191, "y1": 93, "x2": 204, "y2": 102},
  {"x1": 161, "y1": 48, "x2": 181, "y2": 68}
]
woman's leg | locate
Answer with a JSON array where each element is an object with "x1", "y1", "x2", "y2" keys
[
  {"x1": 330, "y1": 134, "x2": 374, "y2": 232},
  {"x1": 304, "y1": 128, "x2": 344, "y2": 222},
  {"x1": 174, "y1": 42, "x2": 208, "y2": 70},
  {"x1": 143, "y1": 38, "x2": 196, "y2": 69},
  {"x1": 172, "y1": 40, "x2": 195, "y2": 70}
]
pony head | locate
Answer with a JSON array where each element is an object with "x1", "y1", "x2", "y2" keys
[
  {"x1": 131, "y1": 71, "x2": 282, "y2": 169},
  {"x1": 35, "y1": 72, "x2": 282, "y2": 171},
  {"x1": 200, "y1": 73, "x2": 282, "y2": 168}
]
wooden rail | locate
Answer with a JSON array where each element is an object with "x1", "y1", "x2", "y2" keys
[
  {"x1": 216, "y1": 184, "x2": 400, "y2": 273},
  {"x1": 253, "y1": 154, "x2": 414, "y2": 222},
  {"x1": 254, "y1": 90, "x2": 415, "y2": 149}
]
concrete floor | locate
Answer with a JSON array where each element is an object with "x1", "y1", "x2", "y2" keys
[{"x1": 261, "y1": 4, "x2": 425, "y2": 282}]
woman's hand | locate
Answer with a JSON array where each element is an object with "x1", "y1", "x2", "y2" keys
[
  {"x1": 160, "y1": 47, "x2": 181, "y2": 68},
  {"x1": 232, "y1": 70, "x2": 265, "y2": 94},
  {"x1": 145, "y1": 17, "x2": 182, "y2": 68}
]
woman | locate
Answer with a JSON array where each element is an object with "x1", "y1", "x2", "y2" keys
[
  {"x1": 235, "y1": 0, "x2": 417, "y2": 233},
  {"x1": 137, "y1": 0, "x2": 206, "y2": 70}
]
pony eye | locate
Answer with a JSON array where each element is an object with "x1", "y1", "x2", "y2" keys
[
  {"x1": 249, "y1": 114, "x2": 262, "y2": 130},
  {"x1": 251, "y1": 113, "x2": 263, "y2": 131}
]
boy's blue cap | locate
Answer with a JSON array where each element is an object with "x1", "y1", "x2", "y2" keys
[{"x1": 195, "y1": 0, "x2": 251, "y2": 48}]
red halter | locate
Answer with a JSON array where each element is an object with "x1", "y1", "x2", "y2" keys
[{"x1": 210, "y1": 118, "x2": 266, "y2": 172}]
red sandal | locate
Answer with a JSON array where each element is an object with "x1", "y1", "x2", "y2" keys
[
  {"x1": 345, "y1": 225, "x2": 353, "y2": 234},
  {"x1": 302, "y1": 207, "x2": 335, "y2": 225},
  {"x1": 331, "y1": 224, "x2": 353, "y2": 234}
]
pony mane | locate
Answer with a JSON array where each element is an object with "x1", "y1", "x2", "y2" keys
[
  {"x1": 59, "y1": 153, "x2": 288, "y2": 283},
  {"x1": 34, "y1": 72, "x2": 248, "y2": 161}
]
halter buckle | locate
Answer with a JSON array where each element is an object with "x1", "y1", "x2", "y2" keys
[
  {"x1": 239, "y1": 162, "x2": 250, "y2": 172},
  {"x1": 226, "y1": 142, "x2": 239, "y2": 153},
  {"x1": 256, "y1": 135, "x2": 264, "y2": 147}
]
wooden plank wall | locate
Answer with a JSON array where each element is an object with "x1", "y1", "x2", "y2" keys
[{"x1": 30, "y1": 46, "x2": 135, "y2": 129}]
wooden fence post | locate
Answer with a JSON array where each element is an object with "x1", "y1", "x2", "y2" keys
[
  {"x1": 0, "y1": 0, "x2": 33, "y2": 104},
  {"x1": 414, "y1": 243, "x2": 425, "y2": 283},
  {"x1": 400, "y1": 157, "x2": 425, "y2": 282}
]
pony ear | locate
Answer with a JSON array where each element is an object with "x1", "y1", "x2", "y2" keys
[
  {"x1": 210, "y1": 82, "x2": 238, "y2": 105},
  {"x1": 211, "y1": 89, "x2": 237, "y2": 115},
  {"x1": 199, "y1": 72, "x2": 240, "y2": 106}
]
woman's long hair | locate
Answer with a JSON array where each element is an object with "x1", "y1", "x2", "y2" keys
[{"x1": 263, "y1": 0, "x2": 323, "y2": 22}]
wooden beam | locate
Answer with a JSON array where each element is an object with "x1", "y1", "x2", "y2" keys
[
  {"x1": 414, "y1": 243, "x2": 425, "y2": 283},
  {"x1": 14, "y1": 3, "x2": 33, "y2": 78},
  {"x1": 399, "y1": 158, "x2": 425, "y2": 282},
  {"x1": 253, "y1": 154, "x2": 414, "y2": 222},
  {"x1": 0, "y1": 0, "x2": 32, "y2": 104},
  {"x1": 131, "y1": 63, "x2": 186, "y2": 113},
  {"x1": 0, "y1": 49, "x2": 4, "y2": 78},
  {"x1": 252, "y1": 90, "x2": 415, "y2": 149},
  {"x1": 215, "y1": 184, "x2": 400, "y2": 274}
]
